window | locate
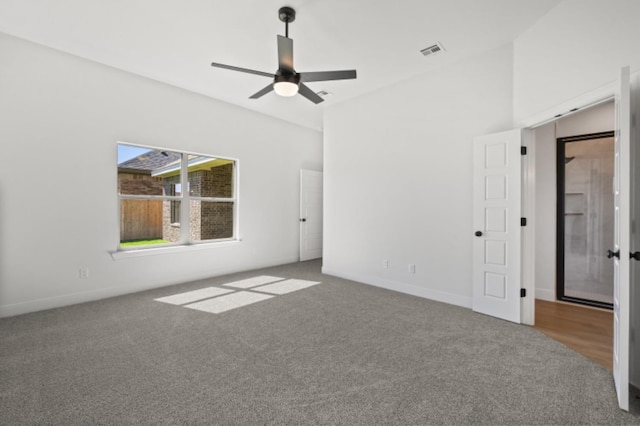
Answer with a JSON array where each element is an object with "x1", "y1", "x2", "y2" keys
[{"x1": 117, "y1": 143, "x2": 237, "y2": 249}]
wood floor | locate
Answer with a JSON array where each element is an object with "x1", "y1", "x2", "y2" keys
[{"x1": 534, "y1": 299, "x2": 613, "y2": 370}]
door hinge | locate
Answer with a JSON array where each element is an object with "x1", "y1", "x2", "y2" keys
[
  {"x1": 521, "y1": 217, "x2": 527, "y2": 226},
  {"x1": 521, "y1": 146, "x2": 527, "y2": 155},
  {"x1": 520, "y1": 288, "x2": 526, "y2": 298}
]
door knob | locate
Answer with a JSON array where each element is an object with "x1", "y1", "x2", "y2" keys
[
  {"x1": 300, "y1": 218, "x2": 307, "y2": 222},
  {"x1": 606, "y1": 249, "x2": 620, "y2": 259},
  {"x1": 631, "y1": 251, "x2": 640, "y2": 261},
  {"x1": 475, "y1": 231, "x2": 483, "y2": 237}
]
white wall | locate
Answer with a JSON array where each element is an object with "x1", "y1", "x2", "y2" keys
[
  {"x1": 556, "y1": 101, "x2": 614, "y2": 138},
  {"x1": 0, "y1": 33, "x2": 322, "y2": 317},
  {"x1": 322, "y1": 44, "x2": 514, "y2": 307},
  {"x1": 533, "y1": 102, "x2": 614, "y2": 302},
  {"x1": 514, "y1": 0, "x2": 640, "y2": 124}
]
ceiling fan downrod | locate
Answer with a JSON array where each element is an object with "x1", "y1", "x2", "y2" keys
[{"x1": 278, "y1": 6, "x2": 295, "y2": 38}]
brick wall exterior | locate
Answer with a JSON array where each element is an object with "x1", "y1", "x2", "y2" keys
[
  {"x1": 161, "y1": 163, "x2": 234, "y2": 241},
  {"x1": 161, "y1": 175, "x2": 181, "y2": 242},
  {"x1": 200, "y1": 201, "x2": 234, "y2": 240},
  {"x1": 118, "y1": 172, "x2": 163, "y2": 195}
]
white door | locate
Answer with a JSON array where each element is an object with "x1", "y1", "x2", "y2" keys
[
  {"x1": 630, "y1": 69, "x2": 640, "y2": 402},
  {"x1": 613, "y1": 66, "x2": 631, "y2": 411},
  {"x1": 300, "y1": 170, "x2": 323, "y2": 261},
  {"x1": 472, "y1": 129, "x2": 522, "y2": 323}
]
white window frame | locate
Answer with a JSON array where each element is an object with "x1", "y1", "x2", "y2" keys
[{"x1": 116, "y1": 142, "x2": 239, "y2": 252}]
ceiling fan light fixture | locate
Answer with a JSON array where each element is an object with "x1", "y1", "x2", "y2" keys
[
  {"x1": 274, "y1": 81, "x2": 299, "y2": 97},
  {"x1": 274, "y1": 74, "x2": 300, "y2": 97}
]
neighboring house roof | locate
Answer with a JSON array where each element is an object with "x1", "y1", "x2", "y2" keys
[
  {"x1": 152, "y1": 157, "x2": 232, "y2": 178},
  {"x1": 118, "y1": 150, "x2": 181, "y2": 174}
]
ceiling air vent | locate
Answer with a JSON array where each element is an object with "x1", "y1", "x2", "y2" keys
[{"x1": 420, "y1": 42, "x2": 445, "y2": 57}]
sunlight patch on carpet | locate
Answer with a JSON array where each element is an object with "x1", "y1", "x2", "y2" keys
[
  {"x1": 155, "y1": 276, "x2": 321, "y2": 314},
  {"x1": 253, "y1": 279, "x2": 321, "y2": 295},
  {"x1": 154, "y1": 287, "x2": 233, "y2": 305},
  {"x1": 184, "y1": 291, "x2": 274, "y2": 314},
  {"x1": 222, "y1": 275, "x2": 284, "y2": 289}
]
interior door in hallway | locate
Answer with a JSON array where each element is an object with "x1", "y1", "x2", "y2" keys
[
  {"x1": 472, "y1": 129, "x2": 522, "y2": 323},
  {"x1": 300, "y1": 170, "x2": 323, "y2": 261}
]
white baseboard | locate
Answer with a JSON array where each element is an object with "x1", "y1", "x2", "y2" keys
[
  {"x1": 0, "y1": 287, "x2": 125, "y2": 318},
  {"x1": 321, "y1": 267, "x2": 472, "y2": 309},
  {"x1": 535, "y1": 288, "x2": 555, "y2": 301},
  {"x1": 0, "y1": 256, "x2": 299, "y2": 318}
]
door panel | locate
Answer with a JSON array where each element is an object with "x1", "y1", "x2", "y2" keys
[
  {"x1": 630, "y1": 69, "x2": 640, "y2": 403},
  {"x1": 613, "y1": 67, "x2": 631, "y2": 411},
  {"x1": 473, "y1": 130, "x2": 522, "y2": 323},
  {"x1": 300, "y1": 170, "x2": 323, "y2": 261}
]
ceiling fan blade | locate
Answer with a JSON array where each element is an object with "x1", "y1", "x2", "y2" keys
[
  {"x1": 299, "y1": 70, "x2": 357, "y2": 82},
  {"x1": 249, "y1": 83, "x2": 274, "y2": 99},
  {"x1": 298, "y1": 83, "x2": 324, "y2": 104},
  {"x1": 211, "y1": 62, "x2": 273, "y2": 78},
  {"x1": 277, "y1": 35, "x2": 294, "y2": 73}
]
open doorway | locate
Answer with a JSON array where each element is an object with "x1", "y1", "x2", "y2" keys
[
  {"x1": 532, "y1": 100, "x2": 615, "y2": 305},
  {"x1": 556, "y1": 131, "x2": 615, "y2": 309},
  {"x1": 530, "y1": 100, "x2": 616, "y2": 368}
]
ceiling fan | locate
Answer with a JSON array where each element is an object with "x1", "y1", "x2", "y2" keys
[{"x1": 210, "y1": 6, "x2": 357, "y2": 104}]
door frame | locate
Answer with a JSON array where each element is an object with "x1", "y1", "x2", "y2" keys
[
  {"x1": 519, "y1": 94, "x2": 617, "y2": 326},
  {"x1": 520, "y1": 129, "x2": 535, "y2": 325}
]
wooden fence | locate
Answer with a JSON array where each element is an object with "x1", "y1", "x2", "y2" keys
[{"x1": 120, "y1": 199, "x2": 163, "y2": 241}]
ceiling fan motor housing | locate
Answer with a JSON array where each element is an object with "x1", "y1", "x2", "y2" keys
[{"x1": 275, "y1": 73, "x2": 300, "y2": 85}]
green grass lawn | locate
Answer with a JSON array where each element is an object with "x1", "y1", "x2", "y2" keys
[{"x1": 120, "y1": 239, "x2": 168, "y2": 247}]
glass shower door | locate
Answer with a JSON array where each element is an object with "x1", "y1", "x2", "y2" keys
[{"x1": 559, "y1": 135, "x2": 614, "y2": 307}]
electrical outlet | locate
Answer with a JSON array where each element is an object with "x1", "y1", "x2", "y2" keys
[
  {"x1": 79, "y1": 267, "x2": 89, "y2": 279},
  {"x1": 383, "y1": 259, "x2": 389, "y2": 268},
  {"x1": 409, "y1": 264, "x2": 416, "y2": 274}
]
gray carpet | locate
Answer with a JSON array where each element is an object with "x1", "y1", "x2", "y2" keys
[{"x1": 1, "y1": 259, "x2": 638, "y2": 425}]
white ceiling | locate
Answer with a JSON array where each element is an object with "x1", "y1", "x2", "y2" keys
[{"x1": 0, "y1": 0, "x2": 562, "y2": 130}]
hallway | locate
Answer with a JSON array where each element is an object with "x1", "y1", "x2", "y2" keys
[{"x1": 534, "y1": 299, "x2": 613, "y2": 370}]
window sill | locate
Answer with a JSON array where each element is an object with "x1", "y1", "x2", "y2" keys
[{"x1": 110, "y1": 239, "x2": 242, "y2": 260}]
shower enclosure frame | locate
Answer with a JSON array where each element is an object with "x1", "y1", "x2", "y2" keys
[{"x1": 556, "y1": 130, "x2": 615, "y2": 310}]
